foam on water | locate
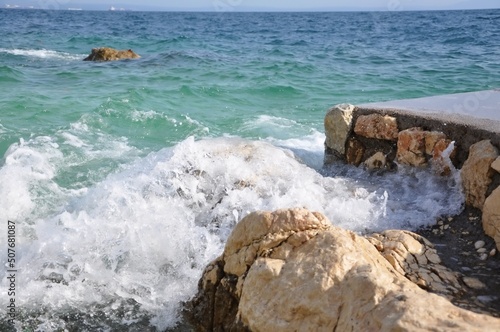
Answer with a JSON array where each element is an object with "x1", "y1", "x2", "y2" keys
[
  {"x1": 0, "y1": 48, "x2": 85, "y2": 61},
  {"x1": 0, "y1": 134, "x2": 464, "y2": 330}
]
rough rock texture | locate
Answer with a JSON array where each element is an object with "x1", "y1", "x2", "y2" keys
[
  {"x1": 367, "y1": 230, "x2": 462, "y2": 297},
  {"x1": 460, "y1": 140, "x2": 499, "y2": 209},
  {"x1": 186, "y1": 208, "x2": 500, "y2": 331},
  {"x1": 324, "y1": 104, "x2": 355, "y2": 155},
  {"x1": 364, "y1": 152, "x2": 387, "y2": 171},
  {"x1": 483, "y1": 186, "x2": 500, "y2": 251},
  {"x1": 83, "y1": 47, "x2": 141, "y2": 61},
  {"x1": 345, "y1": 137, "x2": 365, "y2": 166},
  {"x1": 424, "y1": 131, "x2": 447, "y2": 155},
  {"x1": 354, "y1": 113, "x2": 399, "y2": 140},
  {"x1": 397, "y1": 127, "x2": 427, "y2": 166}
]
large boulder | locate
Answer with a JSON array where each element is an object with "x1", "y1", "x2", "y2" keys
[
  {"x1": 186, "y1": 208, "x2": 500, "y2": 331},
  {"x1": 460, "y1": 140, "x2": 498, "y2": 209},
  {"x1": 483, "y1": 186, "x2": 500, "y2": 250},
  {"x1": 83, "y1": 47, "x2": 140, "y2": 61},
  {"x1": 324, "y1": 104, "x2": 355, "y2": 156}
]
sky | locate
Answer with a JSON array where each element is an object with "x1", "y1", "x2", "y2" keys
[{"x1": 1, "y1": 0, "x2": 499, "y2": 11}]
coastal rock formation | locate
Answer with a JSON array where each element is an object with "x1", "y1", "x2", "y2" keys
[
  {"x1": 367, "y1": 230, "x2": 461, "y2": 297},
  {"x1": 186, "y1": 208, "x2": 500, "y2": 331},
  {"x1": 460, "y1": 140, "x2": 498, "y2": 209},
  {"x1": 83, "y1": 47, "x2": 140, "y2": 61},
  {"x1": 483, "y1": 186, "x2": 500, "y2": 251},
  {"x1": 324, "y1": 104, "x2": 355, "y2": 155}
]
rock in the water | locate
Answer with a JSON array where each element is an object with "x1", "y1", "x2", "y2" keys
[
  {"x1": 186, "y1": 208, "x2": 500, "y2": 331},
  {"x1": 83, "y1": 47, "x2": 140, "y2": 61},
  {"x1": 483, "y1": 186, "x2": 500, "y2": 250},
  {"x1": 460, "y1": 140, "x2": 498, "y2": 209}
]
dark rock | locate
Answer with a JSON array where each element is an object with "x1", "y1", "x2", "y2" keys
[{"x1": 83, "y1": 47, "x2": 140, "y2": 61}]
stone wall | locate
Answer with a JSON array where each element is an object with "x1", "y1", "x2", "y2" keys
[{"x1": 324, "y1": 104, "x2": 500, "y2": 250}]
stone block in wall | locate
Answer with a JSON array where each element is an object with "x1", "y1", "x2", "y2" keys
[
  {"x1": 364, "y1": 152, "x2": 387, "y2": 171},
  {"x1": 460, "y1": 140, "x2": 499, "y2": 210},
  {"x1": 424, "y1": 131, "x2": 447, "y2": 155},
  {"x1": 397, "y1": 127, "x2": 427, "y2": 167},
  {"x1": 483, "y1": 186, "x2": 500, "y2": 251},
  {"x1": 346, "y1": 138, "x2": 365, "y2": 166},
  {"x1": 324, "y1": 104, "x2": 355, "y2": 155},
  {"x1": 354, "y1": 113, "x2": 399, "y2": 141}
]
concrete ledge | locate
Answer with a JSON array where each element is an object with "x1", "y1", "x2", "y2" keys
[{"x1": 324, "y1": 90, "x2": 500, "y2": 250}]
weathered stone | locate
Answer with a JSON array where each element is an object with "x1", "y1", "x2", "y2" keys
[
  {"x1": 354, "y1": 113, "x2": 399, "y2": 140},
  {"x1": 483, "y1": 186, "x2": 500, "y2": 250},
  {"x1": 364, "y1": 152, "x2": 387, "y2": 170},
  {"x1": 324, "y1": 104, "x2": 355, "y2": 155},
  {"x1": 83, "y1": 47, "x2": 141, "y2": 61},
  {"x1": 187, "y1": 209, "x2": 500, "y2": 331},
  {"x1": 345, "y1": 137, "x2": 365, "y2": 166},
  {"x1": 397, "y1": 127, "x2": 427, "y2": 166},
  {"x1": 463, "y1": 277, "x2": 487, "y2": 290},
  {"x1": 424, "y1": 131, "x2": 447, "y2": 155},
  {"x1": 492, "y1": 157, "x2": 500, "y2": 173},
  {"x1": 460, "y1": 140, "x2": 499, "y2": 209},
  {"x1": 367, "y1": 230, "x2": 460, "y2": 297}
]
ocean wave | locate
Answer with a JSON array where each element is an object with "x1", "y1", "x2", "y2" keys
[
  {"x1": 0, "y1": 135, "x2": 464, "y2": 330},
  {"x1": 0, "y1": 48, "x2": 84, "y2": 61}
]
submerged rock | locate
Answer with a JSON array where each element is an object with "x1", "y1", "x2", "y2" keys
[
  {"x1": 186, "y1": 208, "x2": 500, "y2": 331},
  {"x1": 83, "y1": 47, "x2": 140, "y2": 61}
]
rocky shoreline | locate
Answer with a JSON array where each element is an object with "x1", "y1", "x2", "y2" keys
[
  {"x1": 181, "y1": 95, "x2": 500, "y2": 331},
  {"x1": 416, "y1": 207, "x2": 500, "y2": 317},
  {"x1": 183, "y1": 209, "x2": 500, "y2": 331}
]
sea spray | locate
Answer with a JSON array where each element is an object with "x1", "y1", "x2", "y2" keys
[{"x1": 1, "y1": 136, "x2": 463, "y2": 330}]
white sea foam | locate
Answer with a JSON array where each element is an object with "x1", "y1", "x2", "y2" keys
[
  {"x1": 0, "y1": 135, "x2": 464, "y2": 330},
  {"x1": 0, "y1": 48, "x2": 84, "y2": 61}
]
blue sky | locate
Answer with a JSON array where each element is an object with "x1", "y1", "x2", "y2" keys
[{"x1": 2, "y1": 0, "x2": 499, "y2": 11}]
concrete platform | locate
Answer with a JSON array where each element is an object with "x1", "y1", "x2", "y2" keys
[{"x1": 359, "y1": 89, "x2": 500, "y2": 135}]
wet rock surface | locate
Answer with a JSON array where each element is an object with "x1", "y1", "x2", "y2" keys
[{"x1": 83, "y1": 47, "x2": 141, "y2": 61}]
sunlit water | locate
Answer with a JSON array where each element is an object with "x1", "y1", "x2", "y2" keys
[{"x1": 0, "y1": 8, "x2": 499, "y2": 331}]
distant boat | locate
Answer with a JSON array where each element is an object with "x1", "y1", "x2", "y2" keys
[{"x1": 109, "y1": 6, "x2": 115, "y2": 11}]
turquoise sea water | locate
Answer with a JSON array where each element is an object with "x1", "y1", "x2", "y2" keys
[{"x1": 0, "y1": 8, "x2": 499, "y2": 331}]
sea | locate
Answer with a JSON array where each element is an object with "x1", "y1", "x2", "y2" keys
[{"x1": 0, "y1": 7, "x2": 499, "y2": 331}]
